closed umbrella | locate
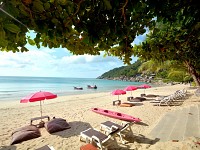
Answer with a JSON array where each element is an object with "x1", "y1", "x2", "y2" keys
[{"x1": 20, "y1": 91, "x2": 57, "y2": 117}]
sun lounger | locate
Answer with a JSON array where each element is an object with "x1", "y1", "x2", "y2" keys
[
  {"x1": 119, "y1": 102, "x2": 134, "y2": 107},
  {"x1": 195, "y1": 88, "x2": 200, "y2": 97},
  {"x1": 80, "y1": 127, "x2": 120, "y2": 150},
  {"x1": 127, "y1": 97, "x2": 146, "y2": 102},
  {"x1": 143, "y1": 94, "x2": 159, "y2": 98},
  {"x1": 151, "y1": 89, "x2": 188, "y2": 106},
  {"x1": 100, "y1": 121, "x2": 134, "y2": 144}
]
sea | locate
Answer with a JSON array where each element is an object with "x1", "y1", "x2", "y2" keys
[{"x1": 0, "y1": 76, "x2": 146, "y2": 101}]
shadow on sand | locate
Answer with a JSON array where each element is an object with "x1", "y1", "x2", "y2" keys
[
  {"x1": 135, "y1": 121, "x2": 149, "y2": 126},
  {"x1": 133, "y1": 134, "x2": 160, "y2": 144},
  {"x1": 126, "y1": 102, "x2": 143, "y2": 106},
  {"x1": 51, "y1": 121, "x2": 92, "y2": 138},
  {"x1": 118, "y1": 134, "x2": 160, "y2": 149},
  {"x1": 0, "y1": 145, "x2": 17, "y2": 150}
]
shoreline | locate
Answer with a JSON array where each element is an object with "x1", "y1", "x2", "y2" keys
[
  {"x1": 0, "y1": 82, "x2": 169, "y2": 103},
  {"x1": 0, "y1": 84, "x2": 199, "y2": 149}
]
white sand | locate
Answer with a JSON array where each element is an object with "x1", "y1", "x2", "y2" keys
[{"x1": 0, "y1": 84, "x2": 200, "y2": 150}]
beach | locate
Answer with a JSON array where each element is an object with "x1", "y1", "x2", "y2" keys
[{"x1": 0, "y1": 84, "x2": 200, "y2": 150}]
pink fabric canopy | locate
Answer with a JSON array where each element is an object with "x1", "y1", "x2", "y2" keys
[
  {"x1": 124, "y1": 86, "x2": 137, "y2": 96},
  {"x1": 111, "y1": 89, "x2": 126, "y2": 100},
  {"x1": 111, "y1": 89, "x2": 126, "y2": 95},
  {"x1": 137, "y1": 84, "x2": 151, "y2": 89},
  {"x1": 20, "y1": 91, "x2": 57, "y2": 117},
  {"x1": 137, "y1": 84, "x2": 151, "y2": 94},
  {"x1": 20, "y1": 91, "x2": 57, "y2": 103},
  {"x1": 124, "y1": 86, "x2": 137, "y2": 91}
]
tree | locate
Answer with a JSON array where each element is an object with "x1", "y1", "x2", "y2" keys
[
  {"x1": 134, "y1": 16, "x2": 200, "y2": 85},
  {"x1": 0, "y1": 0, "x2": 156, "y2": 63},
  {"x1": 1, "y1": 0, "x2": 198, "y2": 63},
  {"x1": 138, "y1": 60, "x2": 192, "y2": 83}
]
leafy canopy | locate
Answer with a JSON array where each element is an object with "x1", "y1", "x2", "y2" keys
[
  {"x1": 0, "y1": 0, "x2": 199, "y2": 64},
  {"x1": 133, "y1": 1, "x2": 200, "y2": 85}
]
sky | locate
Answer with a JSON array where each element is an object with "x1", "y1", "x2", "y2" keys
[{"x1": 0, "y1": 33, "x2": 146, "y2": 78}]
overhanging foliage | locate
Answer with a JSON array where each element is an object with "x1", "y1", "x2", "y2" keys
[{"x1": 1, "y1": 0, "x2": 198, "y2": 64}]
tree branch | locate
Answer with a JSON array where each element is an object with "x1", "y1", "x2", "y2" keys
[
  {"x1": 121, "y1": 0, "x2": 128, "y2": 25},
  {"x1": 65, "y1": 0, "x2": 84, "y2": 27}
]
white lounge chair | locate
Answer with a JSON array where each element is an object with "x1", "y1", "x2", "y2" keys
[
  {"x1": 151, "y1": 88, "x2": 188, "y2": 106},
  {"x1": 100, "y1": 121, "x2": 134, "y2": 144},
  {"x1": 80, "y1": 127, "x2": 120, "y2": 150}
]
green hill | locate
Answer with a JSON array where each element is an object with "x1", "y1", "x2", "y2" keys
[{"x1": 97, "y1": 60, "x2": 142, "y2": 79}]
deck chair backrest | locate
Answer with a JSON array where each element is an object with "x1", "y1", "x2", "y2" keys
[
  {"x1": 91, "y1": 128, "x2": 119, "y2": 150},
  {"x1": 108, "y1": 128, "x2": 120, "y2": 136}
]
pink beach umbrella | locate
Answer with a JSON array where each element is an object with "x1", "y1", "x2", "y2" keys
[
  {"x1": 111, "y1": 89, "x2": 126, "y2": 100},
  {"x1": 137, "y1": 84, "x2": 151, "y2": 94},
  {"x1": 124, "y1": 86, "x2": 137, "y2": 96},
  {"x1": 20, "y1": 91, "x2": 57, "y2": 117}
]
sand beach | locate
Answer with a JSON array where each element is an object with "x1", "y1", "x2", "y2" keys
[{"x1": 0, "y1": 84, "x2": 200, "y2": 150}]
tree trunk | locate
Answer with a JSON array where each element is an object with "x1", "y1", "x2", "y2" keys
[{"x1": 185, "y1": 61, "x2": 200, "y2": 87}]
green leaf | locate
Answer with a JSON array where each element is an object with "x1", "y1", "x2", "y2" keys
[
  {"x1": 0, "y1": 28, "x2": 6, "y2": 39},
  {"x1": 4, "y1": 24, "x2": 21, "y2": 33},
  {"x1": 103, "y1": 0, "x2": 112, "y2": 10},
  {"x1": 58, "y1": 0, "x2": 67, "y2": 5},
  {"x1": 21, "y1": 47, "x2": 29, "y2": 52},
  {"x1": 19, "y1": 5, "x2": 29, "y2": 16},
  {"x1": 32, "y1": 0, "x2": 45, "y2": 13},
  {"x1": 82, "y1": 36, "x2": 90, "y2": 44},
  {"x1": 44, "y1": 2, "x2": 51, "y2": 10},
  {"x1": 0, "y1": 39, "x2": 8, "y2": 47},
  {"x1": 28, "y1": 39, "x2": 35, "y2": 45}
]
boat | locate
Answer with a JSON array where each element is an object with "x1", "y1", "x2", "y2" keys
[
  {"x1": 91, "y1": 108, "x2": 141, "y2": 123},
  {"x1": 87, "y1": 85, "x2": 97, "y2": 89},
  {"x1": 74, "y1": 86, "x2": 83, "y2": 90}
]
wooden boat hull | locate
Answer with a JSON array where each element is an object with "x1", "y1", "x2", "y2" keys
[{"x1": 91, "y1": 108, "x2": 141, "y2": 123}]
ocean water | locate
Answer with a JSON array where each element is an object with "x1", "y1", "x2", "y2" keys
[{"x1": 0, "y1": 76, "x2": 146, "y2": 101}]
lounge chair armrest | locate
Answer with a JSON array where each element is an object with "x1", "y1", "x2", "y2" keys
[
  {"x1": 121, "y1": 121, "x2": 132, "y2": 126},
  {"x1": 94, "y1": 128, "x2": 100, "y2": 132},
  {"x1": 91, "y1": 135, "x2": 102, "y2": 144},
  {"x1": 110, "y1": 125, "x2": 118, "y2": 131}
]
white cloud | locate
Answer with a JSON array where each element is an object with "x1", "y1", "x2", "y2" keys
[
  {"x1": 0, "y1": 40, "x2": 139, "y2": 78},
  {"x1": 0, "y1": 48, "x2": 131, "y2": 78}
]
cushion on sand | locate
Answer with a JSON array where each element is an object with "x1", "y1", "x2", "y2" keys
[
  {"x1": 120, "y1": 103, "x2": 134, "y2": 107},
  {"x1": 11, "y1": 125, "x2": 41, "y2": 145},
  {"x1": 128, "y1": 97, "x2": 146, "y2": 102},
  {"x1": 45, "y1": 118, "x2": 71, "y2": 133},
  {"x1": 145, "y1": 94, "x2": 158, "y2": 98}
]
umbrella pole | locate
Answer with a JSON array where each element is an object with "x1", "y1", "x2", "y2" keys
[
  {"x1": 40, "y1": 101, "x2": 42, "y2": 117},
  {"x1": 118, "y1": 95, "x2": 119, "y2": 100}
]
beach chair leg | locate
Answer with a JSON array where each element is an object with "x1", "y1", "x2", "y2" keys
[
  {"x1": 79, "y1": 135, "x2": 83, "y2": 141},
  {"x1": 118, "y1": 133, "x2": 127, "y2": 144},
  {"x1": 129, "y1": 127, "x2": 134, "y2": 136}
]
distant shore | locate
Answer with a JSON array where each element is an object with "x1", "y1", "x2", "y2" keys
[
  {"x1": 0, "y1": 76, "x2": 152, "y2": 102},
  {"x1": 0, "y1": 84, "x2": 199, "y2": 150}
]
